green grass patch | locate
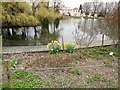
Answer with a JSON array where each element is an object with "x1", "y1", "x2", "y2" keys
[
  {"x1": 75, "y1": 46, "x2": 118, "y2": 60},
  {"x1": 86, "y1": 74, "x2": 105, "y2": 85},
  {"x1": 1, "y1": 69, "x2": 50, "y2": 88},
  {"x1": 69, "y1": 65, "x2": 81, "y2": 75}
]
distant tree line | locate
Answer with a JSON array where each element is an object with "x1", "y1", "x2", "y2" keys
[{"x1": 79, "y1": 1, "x2": 118, "y2": 17}]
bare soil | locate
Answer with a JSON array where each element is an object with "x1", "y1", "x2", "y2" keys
[{"x1": 2, "y1": 50, "x2": 118, "y2": 88}]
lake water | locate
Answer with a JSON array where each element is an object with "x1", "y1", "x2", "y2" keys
[{"x1": 2, "y1": 17, "x2": 112, "y2": 46}]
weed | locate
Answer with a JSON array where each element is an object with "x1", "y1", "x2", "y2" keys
[
  {"x1": 1, "y1": 69, "x2": 49, "y2": 88},
  {"x1": 76, "y1": 46, "x2": 118, "y2": 60},
  {"x1": 69, "y1": 65, "x2": 81, "y2": 75},
  {"x1": 54, "y1": 76, "x2": 64, "y2": 88},
  {"x1": 86, "y1": 74, "x2": 104, "y2": 85},
  {"x1": 10, "y1": 56, "x2": 18, "y2": 68}
]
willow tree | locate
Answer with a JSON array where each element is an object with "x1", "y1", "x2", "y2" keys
[
  {"x1": 35, "y1": 1, "x2": 61, "y2": 23},
  {"x1": 35, "y1": 1, "x2": 61, "y2": 33},
  {"x1": 2, "y1": 2, "x2": 39, "y2": 27}
]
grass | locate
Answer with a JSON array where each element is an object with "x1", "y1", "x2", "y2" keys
[
  {"x1": 0, "y1": 69, "x2": 50, "y2": 88},
  {"x1": 74, "y1": 84, "x2": 86, "y2": 89},
  {"x1": 69, "y1": 65, "x2": 81, "y2": 75},
  {"x1": 107, "y1": 80, "x2": 118, "y2": 88},
  {"x1": 85, "y1": 74, "x2": 105, "y2": 85},
  {"x1": 75, "y1": 46, "x2": 119, "y2": 60}
]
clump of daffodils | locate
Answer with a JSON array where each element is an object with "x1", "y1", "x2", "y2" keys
[
  {"x1": 64, "y1": 42, "x2": 77, "y2": 53},
  {"x1": 46, "y1": 40, "x2": 62, "y2": 54},
  {"x1": 46, "y1": 40, "x2": 78, "y2": 54}
]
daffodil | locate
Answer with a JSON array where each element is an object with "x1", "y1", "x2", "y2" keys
[
  {"x1": 46, "y1": 43, "x2": 52, "y2": 48},
  {"x1": 51, "y1": 49, "x2": 53, "y2": 51},
  {"x1": 46, "y1": 45, "x2": 49, "y2": 48},
  {"x1": 64, "y1": 42, "x2": 69, "y2": 47},
  {"x1": 72, "y1": 42, "x2": 76, "y2": 45},
  {"x1": 59, "y1": 43, "x2": 62, "y2": 47},
  {"x1": 54, "y1": 40, "x2": 58, "y2": 43}
]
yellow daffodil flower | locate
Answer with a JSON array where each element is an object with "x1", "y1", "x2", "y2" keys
[
  {"x1": 59, "y1": 43, "x2": 62, "y2": 47},
  {"x1": 51, "y1": 49, "x2": 53, "y2": 51},
  {"x1": 54, "y1": 40, "x2": 58, "y2": 43}
]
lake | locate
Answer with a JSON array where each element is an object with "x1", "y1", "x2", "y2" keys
[{"x1": 2, "y1": 17, "x2": 113, "y2": 46}]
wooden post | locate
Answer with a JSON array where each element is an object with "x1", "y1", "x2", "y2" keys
[
  {"x1": 0, "y1": 36, "x2": 2, "y2": 88},
  {"x1": 5, "y1": 60, "x2": 12, "y2": 88},
  {"x1": 102, "y1": 33, "x2": 104, "y2": 47},
  {"x1": 0, "y1": 35, "x2": 2, "y2": 60},
  {"x1": 62, "y1": 36, "x2": 64, "y2": 51}
]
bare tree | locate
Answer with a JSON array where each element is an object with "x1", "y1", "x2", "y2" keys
[
  {"x1": 51, "y1": 0, "x2": 64, "y2": 12},
  {"x1": 82, "y1": 2, "x2": 92, "y2": 15},
  {"x1": 73, "y1": 19, "x2": 100, "y2": 48},
  {"x1": 91, "y1": 1, "x2": 100, "y2": 16},
  {"x1": 103, "y1": 2, "x2": 118, "y2": 43}
]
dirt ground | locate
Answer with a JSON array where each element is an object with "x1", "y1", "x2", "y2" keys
[{"x1": 2, "y1": 51, "x2": 118, "y2": 88}]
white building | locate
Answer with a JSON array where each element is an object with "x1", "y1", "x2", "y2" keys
[{"x1": 60, "y1": 7, "x2": 81, "y2": 17}]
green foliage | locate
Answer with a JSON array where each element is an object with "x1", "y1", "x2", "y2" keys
[
  {"x1": 86, "y1": 74, "x2": 104, "y2": 85},
  {"x1": 107, "y1": 80, "x2": 118, "y2": 88},
  {"x1": 64, "y1": 42, "x2": 77, "y2": 53},
  {"x1": 46, "y1": 40, "x2": 62, "y2": 54},
  {"x1": 10, "y1": 56, "x2": 17, "y2": 68},
  {"x1": 12, "y1": 70, "x2": 42, "y2": 88},
  {"x1": 12, "y1": 13, "x2": 39, "y2": 26},
  {"x1": 1, "y1": 69, "x2": 44, "y2": 88},
  {"x1": 69, "y1": 65, "x2": 81, "y2": 75},
  {"x1": 35, "y1": 2, "x2": 61, "y2": 22},
  {"x1": 2, "y1": 2, "x2": 39, "y2": 27},
  {"x1": 2, "y1": 2, "x2": 61, "y2": 27},
  {"x1": 65, "y1": 45, "x2": 75, "y2": 53},
  {"x1": 74, "y1": 84, "x2": 86, "y2": 89},
  {"x1": 42, "y1": 80, "x2": 51, "y2": 88},
  {"x1": 0, "y1": 82, "x2": 8, "y2": 89},
  {"x1": 46, "y1": 41, "x2": 77, "y2": 54},
  {"x1": 79, "y1": 46, "x2": 119, "y2": 60}
]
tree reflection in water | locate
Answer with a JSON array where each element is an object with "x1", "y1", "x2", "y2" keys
[
  {"x1": 2, "y1": 18, "x2": 116, "y2": 46},
  {"x1": 2, "y1": 18, "x2": 60, "y2": 46}
]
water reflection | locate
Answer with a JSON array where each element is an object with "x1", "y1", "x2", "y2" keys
[
  {"x1": 2, "y1": 18, "x2": 116, "y2": 46},
  {"x1": 2, "y1": 18, "x2": 61, "y2": 46}
]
